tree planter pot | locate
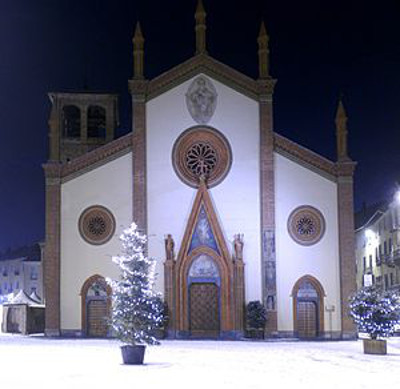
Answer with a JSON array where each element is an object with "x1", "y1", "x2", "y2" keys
[
  {"x1": 363, "y1": 339, "x2": 387, "y2": 355},
  {"x1": 246, "y1": 329, "x2": 265, "y2": 339},
  {"x1": 121, "y1": 345, "x2": 146, "y2": 365}
]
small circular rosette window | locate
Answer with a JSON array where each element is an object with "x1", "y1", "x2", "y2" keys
[
  {"x1": 79, "y1": 205, "x2": 116, "y2": 245},
  {"x1": 287, "y1": 206, "x2": 326, "y2": 246}
]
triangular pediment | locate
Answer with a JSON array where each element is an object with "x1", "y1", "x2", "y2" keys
[
  {"x1": 146, "y1": 53, "x2": 260, "y2": 101},
  {"x1": 176, "y1": 179, "x2": 230, "y2": 265}
]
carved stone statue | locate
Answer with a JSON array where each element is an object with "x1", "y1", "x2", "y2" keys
[
  {"x1": 165, "y1": 234, "x2": 175, "y2": 260},
  {"x1": 234, "y1": 233, "x2": 244, "y2": 261}
]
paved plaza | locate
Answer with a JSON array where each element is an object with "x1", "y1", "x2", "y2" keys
[{"x1": 1, "y1": 335, "x2": 399, "y2": 389}]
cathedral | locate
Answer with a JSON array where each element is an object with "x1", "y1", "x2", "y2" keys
[{"x1": 43, "y1": 1, "x2": 357, "y2": 339}]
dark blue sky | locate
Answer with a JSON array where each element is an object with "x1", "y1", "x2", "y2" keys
[{"x1": 0, "y1": 0, "x2": 399, "y2": 251}]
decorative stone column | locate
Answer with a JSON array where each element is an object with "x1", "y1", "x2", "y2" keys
[{"x1": 42, "y1": 162, "x2": 62, "y2": 336}]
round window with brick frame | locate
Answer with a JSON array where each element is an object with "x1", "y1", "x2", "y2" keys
[
  {"x1": 287, "y1": 206, "x2": 326, "y2": 246},
  {"x1": 79, "y1": 205, "x2": 116, "y2": 245},
  {"x1": 172, "y1": 126, "x2": 232, "y2": 188}
]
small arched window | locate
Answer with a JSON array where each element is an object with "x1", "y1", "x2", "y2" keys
[
  {"x1": 88, "y1": 105, "x2": 106, "y2": 138},
  {"x1": 62, "y1": 105, "x2": 81, "y2": 138}
]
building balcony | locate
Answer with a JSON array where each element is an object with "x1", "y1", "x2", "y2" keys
[
  {"x1": 392, "y1": 248, "x2": 400, "y2": 266},
  {"x1": 382, "y1": 253, "x2": 395, "y2": 268}
]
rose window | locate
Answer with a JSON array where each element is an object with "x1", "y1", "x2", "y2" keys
[
  {"x1": 288, "y1": 206, "x2": 325, "y2": 246},
  {"x1": 186, "y1": 142, "x2": 218, "y2": 177},
  {"x1": 79, "y1": 206, "x2": 116, "y2": 245},
  {"x1": 172, "y1": 127, "x2": 231, "y2": 188}
]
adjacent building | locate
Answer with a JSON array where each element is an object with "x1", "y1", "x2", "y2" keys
[
  {"x1": 0, "y1": 243, "x2": 44, "y2": 303},
  {"x1": 355, "y1": 194, "x2": 400, "y2": 291}
]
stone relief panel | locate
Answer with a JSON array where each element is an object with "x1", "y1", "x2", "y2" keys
[
  {"x1": 189, "y1": 254, "x2": 220, "y2": 278},
  {"x1": 189, "y1": 206, "x2": 219, "y2": 254},
  {"x1": 186, "y1": 76, "x2": 217, "y2": 124}
]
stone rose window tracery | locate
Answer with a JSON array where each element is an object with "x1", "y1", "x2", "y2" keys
[
  {"x1": 287, "y1": 206, "x2": 325, "y2": 246},
  {"x1": 172, "y1": 126, "x2": 231, "y2": 188},
  {"x1": 79, "y1": 205, "x2": 116, "y2": 245}
]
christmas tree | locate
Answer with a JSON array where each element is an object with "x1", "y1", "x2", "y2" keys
[
  {"x1": 349, "y1": 285, "x2": 400, "y2": 339},
  {"x1": 107, "y1": 223, "x2": 164, "y2": 346}
]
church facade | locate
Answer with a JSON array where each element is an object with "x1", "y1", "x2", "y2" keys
[{"x1": 43, "y1": 2, "x2": 356, "y2": 339}]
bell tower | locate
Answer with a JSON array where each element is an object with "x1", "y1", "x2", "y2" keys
[{"x1": 47, "y1": 92, "x2": 118, "y2": 162}]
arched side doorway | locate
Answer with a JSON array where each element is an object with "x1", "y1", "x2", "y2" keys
[
  {"x1": 81, "y1": 275, "x2": 111, "y2": 337},
  {"x1": 292, "y1": 275, "x2": 325, "y2": 339},
  {"x1": 188, "y1": 253, "x2": 221, "y2": 338}
]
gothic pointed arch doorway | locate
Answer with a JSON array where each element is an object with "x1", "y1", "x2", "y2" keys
[
  {"x1": 292, "y1": 275, "x2": 325, "y2": 339},
  {"x1": 81, "y1": 274, "x2": 111, "y2": 337},
  {"x1": 164, "y1": 180, "x2": 245, "y2": 339}
]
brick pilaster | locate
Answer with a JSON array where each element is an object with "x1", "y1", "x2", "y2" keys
[
  {"x1": 258, "y1": 79, "x2": 277, "y2": 335},
  {"x1": 336, "y1": 161, "x2": 357, "y2": 338},
  {"x1": 129, "y1": 80, "x2": 148, "y2": 232},
  {"x1": 164, "y1": 258, "x2": 175, "y2": 336},
  {"x1": 42, "y1": 162, "x2": 62, "y2": 336},
  {"x1": 234, "y1": 258, "x2": 245, "y2": 332}
]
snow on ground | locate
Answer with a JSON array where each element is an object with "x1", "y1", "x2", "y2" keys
[{"x1": 0, "y1": 335, "x2": 399, "y2": 389}]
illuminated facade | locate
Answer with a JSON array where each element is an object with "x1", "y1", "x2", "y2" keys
[
  {"x1": 43, "y1": 1, "x2": 357, "y2": 340},
  {"x1": 355, "y1": 196, "x2": 400, "y2": 291}
]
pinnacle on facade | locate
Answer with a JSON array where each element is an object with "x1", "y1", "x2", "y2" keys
[
  {"x1": 195, "y1": 0, "x2": 207, "y2": 55},
  {"x1": 258, "y1": 21, "x2": 270, "y2": 79},
  {"x1": 132, "y1": 21, "x2": 144, "y2": 79},
  {"x1": 335, "y1": 98, "x2": 349, "y2": 161}
]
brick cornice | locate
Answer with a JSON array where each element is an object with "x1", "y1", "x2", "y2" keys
[
  {"x1": 147, "y1": 54, "x2": 261, "y2": 101},
  {"x1": 59, "y1": 133, "x2": 132, "y2": 179},
  {"x1": 336, "y1": 160, "x2": 357, "y2": 177},
  {"x1": 128, "y1": 79, "x2": 149, "y2": 99},
  {"x1": 43, "y1": 162, "x2": 62, "y2": 181},
  {"x1": 274, "y1": 133, "x2": 337, "y2": 178},
  {"x1": 257, "y1": 78, "x2": 277, "y2": 97}
]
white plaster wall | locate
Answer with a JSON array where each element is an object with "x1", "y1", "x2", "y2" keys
[
  {"x1": 60, "y1": 153, "x2": 132, "y2": 330},
  {"x1": 147, "y1": 74, "x2": 262, "y2": 301},
  {"x1": 274, "y1": 153, "x2": 342, "y2": 332}
]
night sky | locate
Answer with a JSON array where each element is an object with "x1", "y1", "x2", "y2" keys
[{"x1": 0, "y1": 0, "x2": 399, "y2": 251}]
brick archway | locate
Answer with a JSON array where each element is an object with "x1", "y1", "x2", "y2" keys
[
  {"x1": 164, "y1": 180, "x2": 245, "y2": 338},
  {"x1": 291, "y1": 275, "x2": 325, "y2": 338},
  {"x1": 80, "y1": 274, "x2": 112, "y2": 337}
]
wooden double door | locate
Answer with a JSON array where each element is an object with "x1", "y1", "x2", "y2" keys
[
  {"x1": 87, "y1": 298, "x2": 108, "y2": 337},
  {"x1": 189, "y1": 282, "x2": 220, "y2": 337},
  {"x1": 296, "y1": 300, "x2": 318, "y2": 338}
]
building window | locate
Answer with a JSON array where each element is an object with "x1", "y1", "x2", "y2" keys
[
  {"x1": 62, "y1": 105, "x2": 81, "y2": 138},
  {"x1": 389, "y1": 238, "x2": 393, "y2": 253},
  {"x1": 78, "y1": 205, "x2": 116, "y2": 245},
  {"x1": 376, "y1": 276, "x2": 382, "y2": 285},
  {"x1": 87, "y1": 105, "x2": 106, "y2": 138},
  {"x1": 369, "y1": 255, "x2": 372, "y2": 268},
  {"x1": 31, "y1": 287, "x2": 37, "y2": 294},
  {"x1": 2, "y1": 267, "x2": 8, "y2": 277},
  {"x1": 363, "y1": 256, "x2": 366, "y2": 270},
  {"x1": 172, "y1": 126, "x2": 232, "y2": 189},
  {"x1": 30, "y1": 269, "x2": 38, "y2": 280},
  {"x1": 287, "y1": 206, "x2": 326, "y2": 246},
  {"x1": 384, "y1": 274, "x2": 389, "y2": 290},
  {"x1": 390, "y1": 273, "x2": 394, "y2": 286},
  {"x1": 14, "y1": 267, "x2": 20, "y2": 276},
  {"x1": 384, "y1": 241, "x2": 388, "y2": 255}
]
